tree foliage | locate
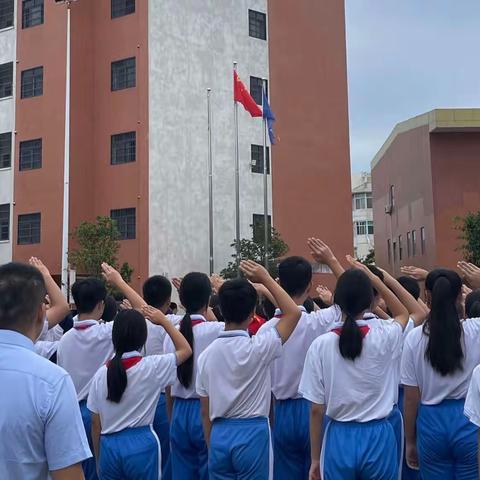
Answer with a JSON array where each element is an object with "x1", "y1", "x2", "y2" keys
[
  {"x1": 456, "y1": 211, "x2": 480, "y2": 266},
  {"x1": 361, "y1": 248, "x2": 375, "y2": 265}
]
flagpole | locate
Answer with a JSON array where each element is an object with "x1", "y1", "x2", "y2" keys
[
  {"x1": 262, "y1": 78, "x2": 269, "y2": 269},
  {"x1": 207, "y1": 88, "x2": 214, "y2": 275},
  {"x1": 233, "y1": 61, "x2": 241, "y2": 274}
]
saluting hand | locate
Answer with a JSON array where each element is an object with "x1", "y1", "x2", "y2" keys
[
  {"x1": 101, "y1": 263, "x2": 123, "y2": 286},
  {"x1": 29, "y1": 257, "x2": 50, "y2": 277},
  {"x1": 240, "y1": 260, "x2": 270, "y2": 284},
  {"x1": 400, "y1": 265, "x2": 428, "y2": 282},
  {"x1": 316, "y1": 285, "x2": 333, "y2": 306},
  {"x1": 308, "y1": 238, "x2": 335, "y2": 264},
  {"x1": 172, "y1": 277, "x2": 183, "y2": 292},
  {"x1": 141, "y1": 305, "x2": 167, "y2": 327},
  {"x1": 458, "y1": 261, "x2": 480, "y2": 289}
]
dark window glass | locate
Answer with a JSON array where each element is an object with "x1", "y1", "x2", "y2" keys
[
  {"x1": 22, "y1": 0, "x2": 43, "y2": 28},
  {"x1": 389, "y1": 184, "x2": 395, "y2": 208},
  {"x1": 0, "y1": 203, "x2": 9, "y2": 241},
  {"x1": 252, "y1": 213, "x2": 271, "y2": 243},
  {"x1": 18, "y1": 212, "x2": 40, "y2": 244},
  {"x1": 111, "y1": 132, "x2": 136, "y2": 165},
  {"x1": 421, "y1": 227, "x2": 426, "y2": 254},
  {"x1": 111, "y1": 208, "x2": 136, "y2": 240},
  {"x1": 366, "y1": 192, "x2": 373, "y2": 209},
  {"x1": 367, "y1": 220, "x2": 374, "y2": 235},
  {"x1": 0, "y1": 0, "x2": 14, "y2": 29},
  {"x1": 111, "y1": 57, "x2": 136, "y2": 91},
  {"x1": 412, "y1": 230, "x2": 417, "y2": 256},
  {"x1": 399, "y1": 235, "x2": 403, "y2": 261},
  {"x1": 250, "y1": 76, "x2": 267, "y2": 105},
  {"x1": 355, "y1": 221, "x2": 367, "y2": 236},
  {"x1": 387, "y1": 239, "x2": 391, "y2": 264},
  {"x1": 21, "y1": 66, "x2": 43, "y2": 98},
  {"x1": 251, "y1": 144, "x2": 270, "y2": 174},
  {"x1": 0, "y1": 132, "x2": 12, "y2": 168},
  {"x1": 407, "y1": 231, "x2": 411, "y2": 257},
  {"x1": 111, "y1": 0, "x2": 135, "y2": 18},
  {"x1": 0, "y1": 62, "x2": 13, "y2": 98},
  {"x1": 393, "y1": 241, "x2": 397, "y2": 263},
  {"x1": 19, "y1": 138, "x2": 42, "y2": 171},
  {"x1": 248, "y1": 9, "x2": 266, "y2": 40}
]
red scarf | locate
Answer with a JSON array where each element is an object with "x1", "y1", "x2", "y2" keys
[
  {"x1": 74, "y1": 324, "x2": 95, "y2": 331},
  {"x1": 107, "y1": 356, "x2": 142, "y2": 370},
  {"x1": 248, "y1": 314, "x2": 267, "y2": 336},
  {"x1": 332, "y1": 326, "x2": 370, "y2": 337}
]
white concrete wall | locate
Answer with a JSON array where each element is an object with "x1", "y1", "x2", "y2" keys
[
  {"x1": 0, "y1": 20, "x2": 16, "y2": 265},
  {"x1": 148, "y1": 0, "x2": 271, "y2": 277},
  {"x1": 352, "y1": 173, "x2": 374, "y2": 259}
]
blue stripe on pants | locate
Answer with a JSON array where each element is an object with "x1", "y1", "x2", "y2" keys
[
  {"x1": 417, "y1": 399, "x2": 478, "y2": 480},
  {"x1": 99, "y1": 426, "x2": 160, "y2": 480},
  {"x1": 273, "y1": 398, "x2": 310, "y2": 480},
  {"x1": 209, "y1": 417, "x2": 272, "y2": 480},
  {"x1": 153, "y1": 393, "x2": 171, "y2": 480},
  {"x1": 322, "y1": 418, "x2": 398, "y2": 480},
  {"x1": 80, "y1": 400, "x2": 98, "y2": 480},
  {"x1": 170, "y1": 398, "x2": 208, "y2": 480},
  {"x1": 387, "y1": 404, "x2": 404, "y2": 478},
  {"x1": 398, "y1": 387, "x2": 420, "y2": 480}
]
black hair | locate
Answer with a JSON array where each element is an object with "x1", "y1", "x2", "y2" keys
[
  {"x1": 71, "y1": 278, "x2": 107, "y2": 314},
  {"x1": 103, "y1": 295, "x2": 119, "y2": 322},
  {"x1": 466, "y1": 290, "x2": 480, "y2": 319},
  {"x1": 312, "y1": 296, "x2": 330, "y2": 309},
  {"x1": 303, "y1": 297, "x2": 315, "y2": 313},
  {"x1": 423, "y1": 269, "x2": 463, "y2": 376},
  {"x1": 0, "y1": 262, "x2": 47, "y2": 330},
  {"x1": 107, "y1": 310, "x2": 147, "y2": 403},
  {"x1": 142, "y1": 275, "x2": 172, "y2": 309},
  {"x1": 333, "y1": 269, "x2": 374, "y2": 361},
  {"x1": 397, "y1": 276, "x2": 421, "y2": 300},
  {"x1": 262, "y1": 297, "x2": 276, "y2": 320},
  {"x1": 177, "y1": 272, "x2": 212, "y2": 389},
  {"x1": 278, "y1": 256, "x2": 312, "y2": 297},
  {"x1": 209, "y1": 294, "x2": 224, "y2": 323},
  {"x1": 219, "y1": 279, "x2": 258, "y2": 324}
]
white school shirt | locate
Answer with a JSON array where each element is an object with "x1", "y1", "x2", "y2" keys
[
  {"x1": 163, "y1": 315, "x2": 224, "y2": 398},
  {"x1": 465, "y1": 365, "x2": 480, "y2": 427},
  {"x1": 145, "y1": 314, "x2": 182, "y2": 356},
  {"x1": 0, "y1": 330, "x2": 91, "y2": 478},
  {"x1": 258, "y1": 305, "x2": 342, "y2": 400},
  {"x1": 57, "y1": 318, "x2": 114, "y2": 401},
  {"x1": 35, "y1": 340, "x2": 59, "y2": 359},
  {"x1": 87, "y1": 351, "x2": 177, "y2": 434},
  {"x1": 197, "y1": 328, "x2": 283, "y2": 421},
  {"x1": 299, "y1": 319, "x2": 403, "y2": 422},
  {"x1": 400, "y1": 318, "x2": 480, "y2": 405}
]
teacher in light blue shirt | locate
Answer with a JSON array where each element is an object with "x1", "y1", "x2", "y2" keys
[{"x1": 0, "y1": 262, "x2": 92, "y2": 480}]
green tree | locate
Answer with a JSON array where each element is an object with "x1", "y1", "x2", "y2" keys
[
  {"x1": 456, "y1": 211, "x2": 480, "y2": 265},
  {"x1": 220, "y1": 225, "x2": 289, "y2": 279},
  {"x1": 361, "y1": 248, "x2": 375, "y2": 265}
]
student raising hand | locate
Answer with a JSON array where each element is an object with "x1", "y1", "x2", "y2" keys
[
  {"x1": 307, "y1": 238, "x2": 345, "y2": 278},
  {"x1": 458, "y1": 261, "x2": 480, "y2": 289},
  {"x1": 400, "y1": 265, "x2": 429, "y2": 282}
]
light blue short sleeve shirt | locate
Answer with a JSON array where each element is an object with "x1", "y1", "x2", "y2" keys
[{"x1": 0, "y1": 330, "x2": 92, "y2": 478}]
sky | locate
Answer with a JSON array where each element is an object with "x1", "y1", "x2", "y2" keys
[{"x1": 345, "y1": 0, "x2": 480, "y2": 173}]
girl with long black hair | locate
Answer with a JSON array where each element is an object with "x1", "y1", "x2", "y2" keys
[
  {"x1": 402, "y1": 269, "x2": 480, "y2": 479},
  {"x1": 87, "y1": 309, "x2": 191, "y2": 480}
]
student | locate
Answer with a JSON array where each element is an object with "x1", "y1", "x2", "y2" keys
[
  {"x1": 397, "y1": 276, "x2": 421, "y2": 301},
  {"x1": 163, "y1": 272, "x2": 224, "y2": 480},
  {"x1": 401, "y1": 269, "x2": 480, "y2": 479},
  {"x1": 257, "y1": 256, "x2": 342, "y2": 480},
  {"x1": 299, "y1": 256, "x2": 409, "y2": 480},
  {"x1": 87, "y1": 307, "x2": 191, "y2": 480},
  {"x1": 0, "y1": 262, "x2": 91, "y2": 479},
  {"x1": 464, "y1": 358, "x2": 480, "y2": 479},
  {"x1": 196, "y1": 260, "x2": 303, "y2": 480}
]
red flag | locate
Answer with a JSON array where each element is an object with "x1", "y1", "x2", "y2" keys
[{"x1": 234, "y1": 71, "x2": 262, "y2": 117}]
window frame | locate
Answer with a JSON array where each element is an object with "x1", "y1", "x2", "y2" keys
[
  {"x1": 111, "y1": 57, "x2": 136, "y2": 92},
  {"x1": 0, "y1": 203, "x2": 10, "y2": 241},
  {"x1": 21, "y1": 66, "x2": 43, "y2": 99},
  {"x1": 19, "y1": 138, "x2": 42, "y2": 171},
  {"x1": 398, "y1": 235, "x2": 403, "y2": 261},
  {"x1": 111, "y1": 131, "x2": 136, "y2": 165},
  {"x1": 0, "y1": 0, "x2": 14, "y2": 30},
  {"x1": 412, "y1": 230, "x2": 417, "y2": 256},
  {"x1": 111, "y1": 208, "x2": 136, "y2": 240},
  {"x1": 22, "y1": 0, "x2": 44, "y2": 29},
  {"x1": 355, "y1": 220, "x2": 367, "y2": 236},
  {"x1": 17, "y1": 212, "x2": 41, "y2": 245},
  {"x1": 0, "y1": 61, "x2": 13, "y2": 98},
  {"x1": 252, "y1": 213, "x2": 272, "y2": 243},
  {"x1": 111, "y1": 0, "x2": 135, "y2": 19},
  {"x1": 248, "y1": 9, "x2": 267, "y2": 40},
  {"x1": 249, "y1": 76, "x2": 267, "y2": 106},
  {"x1": 250, "y1": 144, "x2": 270, "y2": 174},
  {"x1": 406, "y1": 231, "x2": 411, "y2": 257},
  {"x1": 0, "y1": 132, "x2": 12, "y2": 169},
  {"x1": 387, "y1": 239, "x2": 392, "y2": 264},
  {"x1": 420, "y1": 227, "x2": 426, "y2": 255}
]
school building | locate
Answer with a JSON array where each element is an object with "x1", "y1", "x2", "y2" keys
[
  {"x1": 371, "y1": 109, "x2": 480, "y2": 275},
  {"x1": 0, "y1": 0, "x2": 352, "y2": 289}
]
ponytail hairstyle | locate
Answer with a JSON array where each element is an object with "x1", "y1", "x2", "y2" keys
[
  {"x1": 177, "y1": 272, "x2": 212, "y2": 388},
  {"x1": 466, "y1": 290, "x2": 480, "y2": 319},
  {"x1": 333, "y1": 269, "x2": 374, "y2": 361},
  {"x1": 107, "y1": 310, "x2": 147, "y2": 403},
  {"x1": 423, "y1": 269, "x2": 463, "y2": 376}
]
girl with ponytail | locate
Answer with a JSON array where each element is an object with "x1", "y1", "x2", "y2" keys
[
  {"x1": 402, "y1": 269, "x2": 480, "y2": 479},
  {"x1": 300, "y1": 256, "x2": 409, "y2": 480},
  {"x1": 87, "y1": 309, "x2": 192, "y2": 480},
  {"x1": 164, "y1": 272, "x2": 224, "y2": 480}
]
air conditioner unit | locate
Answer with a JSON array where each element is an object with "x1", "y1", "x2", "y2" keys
[{"x1": 385, "y1": 204, "x2": 393, "y2": 215}]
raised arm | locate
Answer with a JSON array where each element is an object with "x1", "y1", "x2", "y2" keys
[
  {"x1": 30, "y1": 257, "x2": 70, "y2": 329},
  {"x1": 400, "y1": 265, "x2": 428, "y2": 283},
  {"x1": 458, "y1": 261, "x2": 480, "y2": 290},
  {"x1": 101, "y1": 263, "x2": 146, "y2": 310},
  {"x1": 307, "y1": 238, "x2": 345, "y2": 279},
  {"x1": 240, "y1": 260, "x2": 301, "y2": 344}
]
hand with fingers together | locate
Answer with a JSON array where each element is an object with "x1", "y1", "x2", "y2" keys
[
  {"x1": 400, "y1": 266, "x2": 429, "y2": 282},
  {"x1": 316, "y1": 285, "x2": 333, "y2": 306},
  {"x1": 172, "y1": 277, "x2": 183, "y2": 292},
  {"x1": 101, "y1": 262, "x2": 124, "y2": 286},
  {"x1": 307, "y1": 238, "x2": 335, "y2": 265},
  {"x1": 239, "y1": 260, "x2": 271, "y2": 284},
  {"x1": 458, "y1": 261, "x2": 480, "y2": 289},
  {"x1": 29, "y1": 257, "x2": 51, "y2": 277}
]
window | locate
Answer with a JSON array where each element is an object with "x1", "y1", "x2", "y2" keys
[
  {"x1": 250, "y1": 76, "x2": 267, "y2": 105},
  {"x1": 387, "y1": 239, "x2": 391, "y2": 264},
  {"x1": 353, "y1": 192, "x2": 373, "y2": 210},
  {"x1": 393, "y1": 240, "x2": 397, "y2": 263},
  {"x1": 111, "y1": 0, "x2": 135, "y2": 18},
  {"x1": 252, "y1": 214, "x2": 271, "y2": 243},
  {"x1": 21, "y1": 66, "x2": 43, "y2": 98},
  {"x1": 0, "y1": 0, "x2": 14, "y2": 29},
  {"x1": 111, "y1": 57, "x2": 136, "y2": 91},
  {"x1": 398, "y1": 235, "x2": 403, "y2": 261},
  {"x1": 0, "y1": 204, "x2": 9, "y2": 241},
  {"x1": 389, "y1": 184, "x2": 395, "y2": 208},
  {"x1": 412, "y1": 230, "x2": 417, "y2": 256},
  {"x1": 111, "y1": 208, "x2": 136, "y2": 240},
  {"x1": 111, "y1": 132, "x2": 136, "y2": 165},
  {"x1": 0, "y1": 62, "x2": 13, "y2": 98},
  {"x1": 18, "y1": 212, "x2": 40, "y2": 244},
  {"x1": 0, "y1": 132, "x2": 11, "y2": 168},
  {"x1": 19, "y1": 138, "x2": 42, "y2": 171},
  {"x1": 367, "y1": 220, "x2": 374, "y2": 235},
  {"x1": 355, "y1": 221, "x2": 373, "y2": 236},
  {"x1": 251, "y1": 144, "x2": 270, "y2": 174},
  {"x1": 248, "y1": 9, "x2": 267, "y2": 40},
  {"x1": 22, "y1": 0, "x2": 43, "y2": 28},
  {"x1": 407, "y1": 231, "x2": 411, "y2": 257},
  {"x1": 421, "y1": 227, "x2": 426, "y2": 254}
]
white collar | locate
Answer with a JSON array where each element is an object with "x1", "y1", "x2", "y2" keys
[
  {"x1": 189, "y1": 314, "x2": 207, "y2": 322},
  {"x1": 274, "y1": 305, "x2": 307, "y2": 317},
  {"x1": 73, "y1": 318, "x2": 99, "y2": 328},
  {"x1": 121, "y1": 350, "x2": 143, "y2": 359},
  {"x1": 219, "y1": 330, "x2": 249, "y2": 338}
]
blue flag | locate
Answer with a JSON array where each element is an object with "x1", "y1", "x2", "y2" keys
[{"x1": 262, "y1": 91, "x2": 277, "y2": 145}]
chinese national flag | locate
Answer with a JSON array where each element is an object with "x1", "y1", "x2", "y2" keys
[{"x1": 234, "y1": 71, "x2": 262, "y2": 117}]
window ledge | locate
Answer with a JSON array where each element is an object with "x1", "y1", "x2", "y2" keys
[
  {"x1": 0, "y1": 240, "x2": 10, "y2": 244},
  {"x1": 0, "y1": 26, "x2": 14, "y2": 34},
  {"x1": 0, "y1": 95, "x2": 13, "y2": 102},
  {"x1": 0, "y1": 166, "x2": 12, "y2": 172}
]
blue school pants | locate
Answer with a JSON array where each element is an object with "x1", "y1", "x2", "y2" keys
[
  {"x1": 99, "y1": 426, "x2": 161, "y2": 479},
  {"x1": 322, "y1": 418, "x2": 398, "y2": 480},
  {"x1": 273, "y1": 398, "x2": 310, "y2": 480},
  {"x1": 209, "y1": 416, "x2": 272, "y2": 480},
  {"x1": 80, "y1": 400, "x2": 98, "y2": 480},
  {"x1": 398, "y1": 387, "x2": 420, "y2": 480},
  {"x1": 153, "y1": 393, "x2": 171, "y2": 480},
  {"x1": 417, "y1": 399, "x2": 478, "y2": 480},
  {"x1": 387, "y1": 404, "x2": 404, "y2": 478},
  {"x1": 170, "y1": 398, "x2": 208, "y2": 480}
]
